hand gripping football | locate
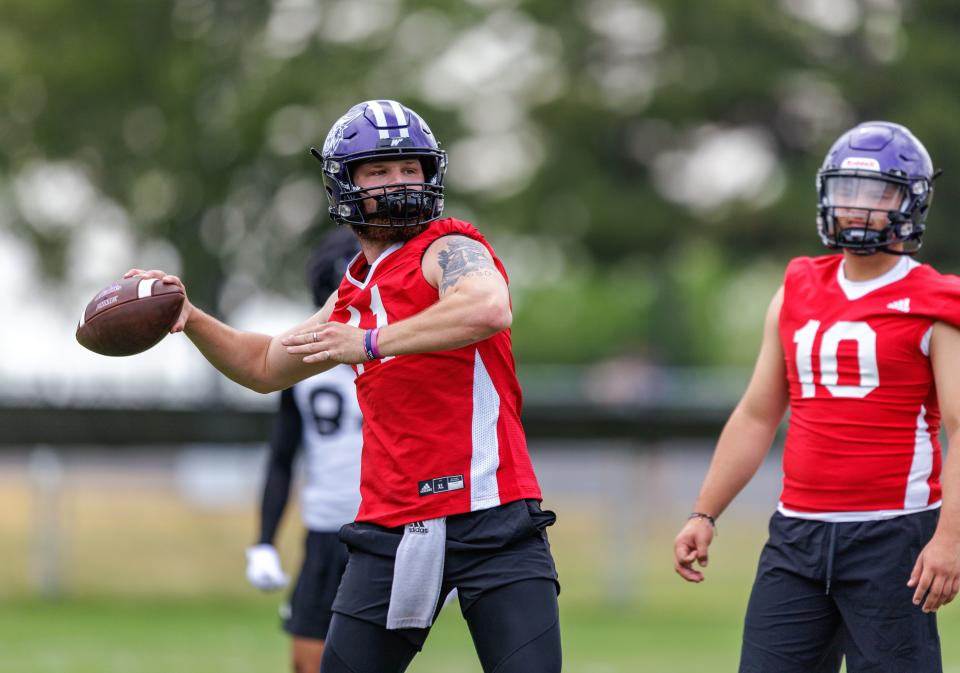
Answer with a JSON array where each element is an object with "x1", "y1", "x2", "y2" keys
[{"x1": 76, "y1": 276, "x2": 185, "y2": 356}]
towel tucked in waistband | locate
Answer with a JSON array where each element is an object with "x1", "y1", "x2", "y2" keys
[{"x1": 385, "y1": 516, "x2": 446, "y2": 630}]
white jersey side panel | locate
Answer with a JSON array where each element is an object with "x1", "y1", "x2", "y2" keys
[{"x1": 292, "y1": 365, "x2": 363, "y2": 531}]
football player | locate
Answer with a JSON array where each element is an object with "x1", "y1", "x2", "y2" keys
[
  {"x1": 673, "y1": 121, "x2": 960, "y2": 673},
  {"x1": 244, "y1": 227, "x2": 362, "y2": 673},
  {"x1": 126, "y1": 100, "x2": 561, "y2": 673}
]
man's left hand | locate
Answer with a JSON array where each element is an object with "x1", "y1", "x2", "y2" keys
[
  {"x1": 282, "y1": 322, "x2": 367, "y2": 364},
  {"x1": 908, "y1": 532, "x2": 960, "y2": 613}
]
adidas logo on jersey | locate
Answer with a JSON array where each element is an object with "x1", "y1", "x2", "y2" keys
[
  {"x1": 886, "y1": 298, "x2": 911, "y2": 313},
  {"x1": 419, "y1": 482, "x2": 434, "y2": 494},
  {"x1": 407, "y1": 521, "x2": 429, "y2": 534}
]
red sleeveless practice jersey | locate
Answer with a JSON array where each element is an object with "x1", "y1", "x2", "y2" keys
[
  {"x1": 778, "y1": 254, "x2": 960, "y2": 520},
  {"x1": 329, "y1": 218, "x2": 542, "y2": 527}
]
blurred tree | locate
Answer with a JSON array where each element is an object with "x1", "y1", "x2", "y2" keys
[{"x1": 1, "y1": 0, "x2": 958, "y2": 366}]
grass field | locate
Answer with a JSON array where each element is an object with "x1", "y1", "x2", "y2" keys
[
  {"x1": 5, "y1": 554, "x2": 960, "y2": 673},
  {"x1": 0, "y1": 595, "x2": 749, "y2": 673},
  {"x1": 2, "y1": 463, "x2": 960, "y2": 671}
]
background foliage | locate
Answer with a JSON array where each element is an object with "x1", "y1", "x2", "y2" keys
[{"x1": 2, "y1": 0, "x2": 959, "y2": 366}]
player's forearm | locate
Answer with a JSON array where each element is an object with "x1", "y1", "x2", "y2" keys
[
  {"x1": 184, "y1": 307, "x2": 276, "y2": 393},
  {"x1": 259, "y1": 467, "x2": 292, "y2": 544},
  {"x1": 259, "y1": 391, "x2": 300, "y2": 544},
  {"x1": 184, "y1": 308, "x2": 335, "y2": 392},
  {"x1": 376, "y1": 286, "x2": 511, "y2": 357},
  {"x1": 693, "y1": 406, "x2": 779, "y2": 518}
]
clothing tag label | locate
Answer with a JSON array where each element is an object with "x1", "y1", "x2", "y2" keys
[{"x1": 417, "y1": 474, "x2": 464, "y2": 496}]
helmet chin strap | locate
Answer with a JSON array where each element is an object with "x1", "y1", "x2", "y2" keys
[
  {"x1": 837, "y1": 238, "x2": 919, "y2": 257},
  {"x1": 878, "y1": 244, "x2": 920, "y2": 256},
  {"x1": 848, "y1": 246, "x2": 908, "y2": 257}
]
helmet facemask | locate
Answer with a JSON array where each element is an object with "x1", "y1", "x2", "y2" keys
[
  {"x1": 338, "y1": 157, "x2": 445, "y2": 228},
  {"x1": 817, "y1": 170, "x2": 931, "y2": 255}
]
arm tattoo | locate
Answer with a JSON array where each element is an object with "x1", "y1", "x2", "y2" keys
[{"x1": 436, "y1": 238, "x2": 498, "y2": 294}]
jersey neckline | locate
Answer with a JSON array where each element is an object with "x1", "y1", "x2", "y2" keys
[
  {"x1": 836, "y1": 255, "x2": 919, "y2": 301},
  {"x1": 345, "y1": 242, "x2": 404, "y2": 290}
]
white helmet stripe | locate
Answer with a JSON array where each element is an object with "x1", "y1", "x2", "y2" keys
[
  {"x1": 367, "y1": 100, "x2": 390, "y2": 139},
  {"x1": 386, "y1": 100, "x2": 410, "y2": 138}
]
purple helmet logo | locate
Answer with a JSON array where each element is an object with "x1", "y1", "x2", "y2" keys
[
  {"x1": 311, "y1": 100, "x2": 447, "y2": 228},
  {"x1": 816, "y1": 121, "x2": 937, "y2": 255}
]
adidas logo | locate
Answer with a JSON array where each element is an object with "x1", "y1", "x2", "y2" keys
[
  {"x1": 408, "y1": 521, "x2": 429, "y2": 534},
  {"x1": 886, "y1": 298, "x2": 911, "y2": 313},
  {"x1": 419, "y1": 482, "x2": 433, "y2": 494}
]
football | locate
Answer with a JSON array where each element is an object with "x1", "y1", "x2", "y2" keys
[{"x1": 76, "y1": 276, "x2": 185, "y2": 356}]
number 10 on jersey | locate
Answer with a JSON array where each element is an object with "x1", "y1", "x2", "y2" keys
[{"x1": 793, "y1": 320, "x2": 878, "y2": 399}]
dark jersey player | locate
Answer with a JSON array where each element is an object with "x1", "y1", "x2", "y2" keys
[
  {"x1": 126, "y1": 100, "x2": 561, "y2": 673},
  {"x1": 673, "y1": 121, "x2": 960, "y2": 673},
  {"x1": 244, "y1": 228, "x2": 362, "y2": 673}
]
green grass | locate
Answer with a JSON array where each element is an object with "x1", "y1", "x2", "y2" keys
[
  {"x1": 3, "y1": 481, "x2": 960, "y2": 672},
  {"x1": 0, "y1": 595, "x2": 747, "y2": 673},
  {"x1": 0, "y1": 597, "x2": 281, "y2": 673},
  {"x1": 6, "y1": 589, "x2": 960, "y2": 673}
]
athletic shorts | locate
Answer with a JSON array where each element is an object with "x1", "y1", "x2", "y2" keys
[
  {"x1": 332, "y1": 499, "x2": 560, "y2": 649},
  {"x1": 740, "y1": 509, "x2": 941, "y2": 673},
  {"x1": 282, "y1": 530, "x2": 350, "y2": 640}
]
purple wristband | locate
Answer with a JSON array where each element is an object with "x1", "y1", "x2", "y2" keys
[
  {"x1": 369, "y1": 327, "x2": 383, "y2": 359},
  {"x1": 362, "y1": 329, "x2": 375, "y2": 361}
]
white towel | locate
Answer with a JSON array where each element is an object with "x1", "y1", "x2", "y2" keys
[{"x1": 386, "y1": 517, "x2": 446, "y2": 630}]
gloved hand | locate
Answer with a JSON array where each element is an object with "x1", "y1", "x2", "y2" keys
[{"x1": 245, "y1": 544, "x2": 289, "y2": 591}]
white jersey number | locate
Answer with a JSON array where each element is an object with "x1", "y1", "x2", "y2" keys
[
  {"x1": 793, "y1": 320, "x2": 879, "y2": 399},
  {"x1": 347, "y1": 284, "x2": 392, "y2": 374}
]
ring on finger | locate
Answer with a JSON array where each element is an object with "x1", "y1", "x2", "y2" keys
[{"x1": 311, "y1": 331, "x2": 318, "y2": 343}]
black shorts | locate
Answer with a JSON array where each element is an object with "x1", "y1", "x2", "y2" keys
[
  {"x1": 332, "y1": 499, "x2": 560, "y2": 649},
  {"x1": 282, "y1": 530, "x2": 350, "y2": 640},
  {"x1": 740, "y1": 509, "x2": 941, "y2": 673}
]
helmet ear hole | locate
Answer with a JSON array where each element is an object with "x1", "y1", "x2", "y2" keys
[{"x1": 419, "y1": 158, "x2": 436, "y2": 183}]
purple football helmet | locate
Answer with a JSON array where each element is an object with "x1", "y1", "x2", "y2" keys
[
  {"x1": 817, "y1": 121, "x2": 936, "y2": 254},
  {"x1": 311, "y1": 100, "x2": 447, "y2": 228}
]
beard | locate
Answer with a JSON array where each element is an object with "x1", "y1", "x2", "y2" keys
[{"x1": 349, "y1": 221, "x2": 430, "y2": 244}]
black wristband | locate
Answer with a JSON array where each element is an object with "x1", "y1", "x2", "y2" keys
[{"x1": 688, "y1": 511, "x2": 717, "y2": 531}]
